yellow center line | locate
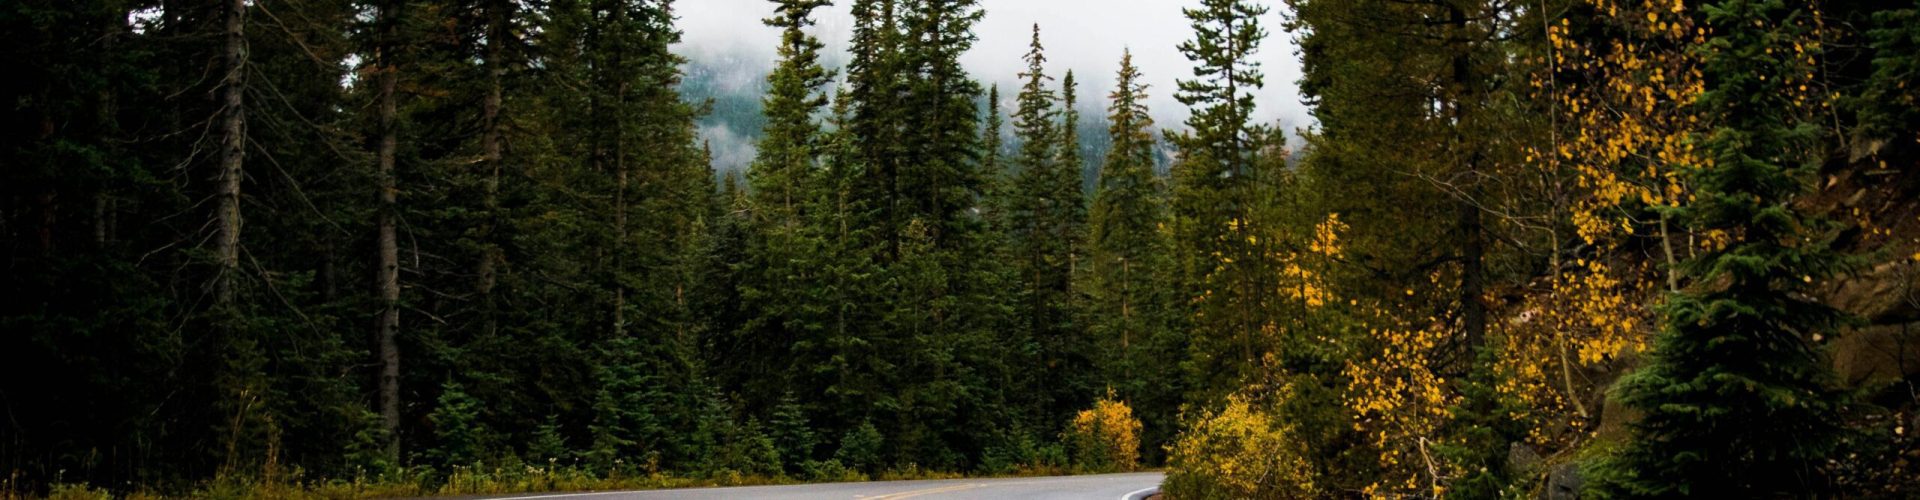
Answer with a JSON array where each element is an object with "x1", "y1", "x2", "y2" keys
[{"x1": 865, "y1": 483, "x2": 982, "y2": 500}]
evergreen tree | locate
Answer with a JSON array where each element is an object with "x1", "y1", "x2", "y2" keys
[
  {"x1": 801, "y1": 92, "x2": 891, "y2": 438},
  {"x1": 1593, "y1": 0, "x2": 1851, "y2": 495},
  {"x1": 768, "y1": 392, "x2": 819, "y2": 470},
  {"x1": 1004, "y1": 23, "x2": 1060, "y2": 425},
  {"x1": 363, "y1": 0, "x2": 410, "y2": 462},
  {"x1": 752, "y1": 0, "x2": 834, "y2": 218},
  {"x1": 980, "y1": 84, "x2": 1010, "y2": 227},
  {"x1": 983, "y1": 84, "x2": 1007, "y2": 183},
  {"x1": 427, "y1": 381, "x2": 487, "y2": 467},
  {"x1": 1083, "y1": 50, "x2": 1183, "y2": 461},
  {"x1": 728, "y1": 0, "x2": 838, "y2": 413},
  {"x1": 1169, "y1": 0, "x2": 1275, "y2": 401}
]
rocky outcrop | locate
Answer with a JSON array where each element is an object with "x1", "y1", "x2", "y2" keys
[
  {"x1": 1827, "y1": 261, "x2": 1920, "y2": 325},
  {"x1": 1833, "y1": 322, "x2": 1920, "y2": 389}
]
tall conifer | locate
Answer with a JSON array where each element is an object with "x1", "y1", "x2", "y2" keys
[{"x1": 1594, "y1": 0, "x2": 1851, "y2": 495}]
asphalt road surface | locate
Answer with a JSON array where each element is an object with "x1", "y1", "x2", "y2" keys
[{"x1": 486, "y1": 472, "x2": 1163, "y2": 500}]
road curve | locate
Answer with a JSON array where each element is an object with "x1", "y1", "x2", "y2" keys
[{"x1": 485, "y1": 472, "x2": 1163, "y2": 500}]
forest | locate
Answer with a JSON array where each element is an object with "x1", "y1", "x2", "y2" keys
[{"x1": 3, "y1": 0, "x2": 1919, "y2": 498}]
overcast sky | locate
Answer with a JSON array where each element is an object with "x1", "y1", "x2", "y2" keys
[{"x1": 676, "y1": 0, "x2": 1313, "y2": 148}]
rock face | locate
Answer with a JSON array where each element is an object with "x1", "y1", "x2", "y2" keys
[
  {"x1": 1826, "y1": 261, "x2": 1920, "y2": 325},
  {"x1": 1832, "y1": 322, "x2": 1920, "y2": 388},
  {"x1": 1544, "y1": 462, "x2": 1583, "y2": 500},
  {"x1": 1595, "y1": 390, "x2": 1644, "y2": 444},
  {"x1": 1508, "y1": 442, "x2": 1544, "y2": 476}
]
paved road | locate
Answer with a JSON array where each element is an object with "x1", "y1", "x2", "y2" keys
[{"x1": 487, "y1": 472, "x2": 1163, "y2": 500}]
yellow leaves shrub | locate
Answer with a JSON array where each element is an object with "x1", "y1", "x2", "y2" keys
[
  {"x1": 1066, "y1": 395, "x2": 1142, "y2": 472},
  {"x1": 1164, "y1": 392, "x2": 1316, "y2": 499}
]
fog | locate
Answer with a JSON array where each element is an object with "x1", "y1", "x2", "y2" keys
[{"x1": 676, "y1": 0, "x2": 1312, "y2": 172}]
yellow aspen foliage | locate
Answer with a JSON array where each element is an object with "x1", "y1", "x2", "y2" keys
[
  {"x1": 1539, "y1": 0, "x2": 1705, "y2": 245},
  {"x1": 1164, "y1": 391, "x2": 1317, "y2": 499},
  {"x1": 1495, "y1": 259, "x2": 1657, "y2": 449},
  {"x1": 1344, "y1": 319, "x2": 1461, "y2": 497},
  {"x1": 1504, "y1": 0, "x2": 1705, "y2": 446},
  {"x1": 1278, "y1": 214, "x2": 1347, "y2": 309},
  {"x1": 1066, "y1": 394, "x2": 1143, "y2": 472},
  {"x1": 1309, "y1": 213, "x2": 1346, "y2": 258}
]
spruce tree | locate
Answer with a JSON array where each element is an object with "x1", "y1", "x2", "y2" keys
[
  {"x1": 1003, "y1": 23, "x2": 1091, "y2": 428},
  {"x1": 1593, "y1": 0, "x2": 1850, "y2": 496},
  {"x1": 1084, "y1": 49, "x2": 1183, "y2": 460},
  {"x1": 729, "y1": 0, "x2": 837, "y2": 411},
  {"x1": 983, "y1": 84, "x2": 1007, "y2": 183},
  {"x1": 803, "y1": 92, "x2": 890, "y2": 438},
  {"x1": 1170, "y1": 0, "x2": 1274, "y2": 400},
  {"x1": 752, "y1": 0, "x2": 834, "y2": 218},
  {"x1": 1006, "y1": 24, "x2": 1059, "y2": 423},
  {"x1": 1054, "y1": 70, "x2": 1088, "y2": 276}
]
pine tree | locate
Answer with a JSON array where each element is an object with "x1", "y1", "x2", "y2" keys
[
  {"x1": 845, "y1": 0, "x2": 910, "y2": 258},
  {"x1": 983, "y1": 84, "x2": 1007, "y2": 184},
  {"x1": 842, "y1": 0, "x2": 1011, "y2": 469},
  {"x1": 802, "y1": 92, "x2": 890, "y2": 437},
  {"x1": 1005, "y1": 23, "x2": 1059, "y2": 425},
  {"x1": 980, "y1": 84, "x2": 1010, "y2": 227},
  {"x1": 1853, "y1": 0, "x2": 1920, "y2": 153},
  {"x1": 213, "y1": 0, "x2": 247, "y2": 310},
  {"x1": 427, "y1": 381, "x2": 487, "y2": 467},
  {"x1": 728, "y1": 0, "x2": 838, "y2": 412},
  {"x1": 1593, "y1": 0, "x2": 1850, "y2": 496},
  {"x1": 1000, "y1": 23, "x2": 1094, "y2": 430},
  {"x1": 1169, "y1": 0, "x2": 1274, "y2": 400},
  {"x1": 752, "y1": 0, "x2": 834, "y2": 218},
  {"x1": 894, "y1": 0, "x2": 987, "y2": 238},
  {"x1": 1083, "y1": 50, "x2": 1183, "y2": 459},
  {"x1": 527, "y1": 415, "x2": 571, "y2": 462},
  {"x1": 1054, "y1": 70, "x2": 1088, "y2": 280},
  {"x1": 768, "y1": 391, "x2": 818, "y2": 470}
]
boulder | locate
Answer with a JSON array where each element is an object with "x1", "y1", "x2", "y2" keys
[
  {"x1": 1544, "y1": 462, "x2": 1583, "y2": 500},
  {"x1": 1507, "y1": 442, "x2": 1544, "y2": 476}
]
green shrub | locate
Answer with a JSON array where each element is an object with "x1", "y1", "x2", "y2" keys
[{"x1": 835, "y1": 422, "x2": 884, "y2": 474}]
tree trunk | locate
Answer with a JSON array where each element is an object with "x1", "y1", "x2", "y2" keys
[
  {"x1": 1447, "y1": 0, "x2": 1487, "y2": 353},
  {"x1": 612, "y1": 74, "x2": 628, "y2": 340},
  {"x1": 1459, "y1": 200, "x2": 1486, "y2": 351},
  {"x1": 373, "y1": 0, "x2": 403, "y2": 463},
  {"x1": 1660, "y1": 211, "x2": 1680, "y2": 292},
  {"x1": 214, "y1": 0, "x2": 247, "y2": 308},
  {"x1": 477, "y1": 0, "x2": 507, "y2": 339},
  {"x1": 96, "y1": 3, "x2": 120, "y2": 248}
]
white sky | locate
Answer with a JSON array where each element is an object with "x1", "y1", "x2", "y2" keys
[{"x1": 676, "y1": 0, "x2": 1313, "y2": 137}]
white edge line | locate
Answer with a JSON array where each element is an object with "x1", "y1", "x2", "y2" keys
[{"x1": 1121, "y1": 485, "x2": 1158, "y2": 500}]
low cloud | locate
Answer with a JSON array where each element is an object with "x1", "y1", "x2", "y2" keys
[
  {"x1": 676, "y1": 0, "x2": 1314, "y2": 138},
  {"x1": 699, "y1": 124, "x2": 760, "y2": 174}
]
